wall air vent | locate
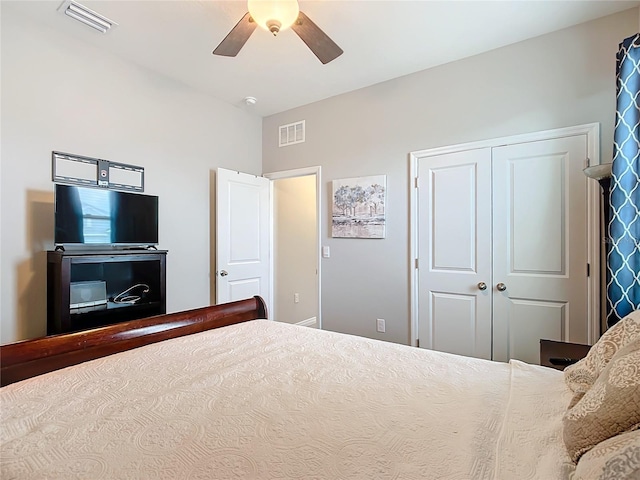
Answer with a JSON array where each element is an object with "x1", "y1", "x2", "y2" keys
[
  {"x1": 279, "y1": 120, "x2": 305, "y2": 147},
  {"x1": 58, "y1": 0, "x2": 117, "y2": 34}
]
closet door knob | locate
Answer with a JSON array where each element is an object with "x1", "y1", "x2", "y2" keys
[
  {"x1": 220, "y1": 270, "x2": 229, "y2": 277},
  {"x1": 496, "y1": 283, "x2": 507, "y2": 291},
  {"x1": 477, "y1": 282, "x2": 487, "y2": 291}
]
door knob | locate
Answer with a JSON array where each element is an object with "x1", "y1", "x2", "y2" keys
[
  {"x1": 477, "y1": 282, "x2": 487, "y2": 291},
  {"x1": 496, "y1": 283, "x2": 507, "y2": 291},
  {"x1": 220, "y1": 270, "x2": 229, "y2": 277}
]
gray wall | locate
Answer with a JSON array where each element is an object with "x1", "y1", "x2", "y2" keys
[
  {"x1": 262, "y1": 9, "x2": 639, "y2": 345},
  {"x1": 0, "y1": 6, "x2": 262, "y2": 343}
]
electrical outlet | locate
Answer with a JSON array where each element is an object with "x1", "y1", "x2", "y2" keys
[
  {"x1": 376, "y1": 318, "x2": 386, "y2": 333},
  {"x1": 294, "y1": 293, "x2": 300, "y2": 303}
]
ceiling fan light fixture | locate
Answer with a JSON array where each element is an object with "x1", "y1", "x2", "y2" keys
[
  {"x1": 213, "y1": 1, "x2": 342, "y2": 64},
  {"x1": 247, "y1": 0, "x2": 299, "y2": 35},
  {"x1": 266, "y1": 20, "x2": 282, "y2": 36}
]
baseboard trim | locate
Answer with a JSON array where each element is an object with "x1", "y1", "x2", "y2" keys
[{"x1": 296, "y1": 317, "x2": 317, "y2": 328}]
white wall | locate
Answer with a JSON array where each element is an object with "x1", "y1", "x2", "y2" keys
[
  {"x1": 262, "y1": 8, "x2": 639, "y2": 345},
  {"x1": 273, "y1": 175, "x2": 318, "y2": 325},
  {"x1": 0, "y1": 6, "x2": 262, "y2": 343}
]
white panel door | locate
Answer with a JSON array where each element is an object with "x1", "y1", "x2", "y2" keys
[
  {"x1": 492, "y1": 135, "x2": 588, "y2": 363},
  {"x1": 216, "y1": 168, "x2": 270, "y2": 311},
  {"x1": 416, "y1": 135, "x2": 589, "y2": 364},
  {"x1": 417, "y1": 148, "x2": 493, "y2": 360}
]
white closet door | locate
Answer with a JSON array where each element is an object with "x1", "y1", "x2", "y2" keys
[
  {"x1": 417, "y1": 148, "x2": 493, "y2": 360},
  {"x1": 491, "y1": 135, "x2": 588, "y2": 363}
]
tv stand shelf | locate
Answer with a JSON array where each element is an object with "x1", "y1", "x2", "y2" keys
[{"x1": 47, "y1": 249, "x2": 167, "y2": 335}]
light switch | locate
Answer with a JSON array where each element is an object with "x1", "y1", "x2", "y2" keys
[{"x1": 322, "y1": 246, "x2": 330, "y2": 258}]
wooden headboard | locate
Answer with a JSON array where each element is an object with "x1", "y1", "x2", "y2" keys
[{"x1": 0, "y1": 296, "x2": 267, "y2": 387}]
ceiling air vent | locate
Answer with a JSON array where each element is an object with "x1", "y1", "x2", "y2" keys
[
  {"x1": 58, "y1": 0, "x2": 118, "y2": 34},
  {"x1": 279, "y1": 120, "x2": 305, "y2": 147}
]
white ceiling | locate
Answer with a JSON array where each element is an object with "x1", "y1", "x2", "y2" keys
[{"x1": 6, "y1": 0, "x2": 640, "y2": 117}]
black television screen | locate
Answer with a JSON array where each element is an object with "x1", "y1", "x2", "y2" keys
[{"x1": 55, "y1": 184, "x2": 159, "y2": 246}]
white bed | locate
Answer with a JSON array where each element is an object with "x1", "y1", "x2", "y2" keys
[
  {"x1": 1, "y1": 319, "x2": 574, "y2": 479},
  {"x1": 2, "y1": 298, "x2": 638, "y2": 479}
]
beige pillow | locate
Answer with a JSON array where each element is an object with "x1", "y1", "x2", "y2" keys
[
  {"x1": 563, "y1": 338, "x2": 640, "y2": 462},
  {"x1": 565, "y1": 311, "x2": 640, "y2": 402},
  {"x1": 573, "y1": 429, "x2": 640, "y2": 480}
]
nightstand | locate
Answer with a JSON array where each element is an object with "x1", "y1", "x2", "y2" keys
[{"x1": 540, "y1": 339, "x2": 591, "y2": 371}]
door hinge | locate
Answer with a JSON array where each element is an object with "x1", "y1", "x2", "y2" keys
[
  {"x1": 414, "y1": 177, "x2": 419, "y2": 188},
  {"x1": 415, "y1": 258, "x2": 419, "y2": 269},
  {"x1": 587, "y1": 263, "x2": 590, "y2": 277},
  {"x1": 416, "y1": 338, "x2": 420, "y2": 348}
]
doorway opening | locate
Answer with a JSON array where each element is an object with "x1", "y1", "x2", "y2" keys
[{"x1": 265, "y1": 167, "x2": 321, "y2": 328}]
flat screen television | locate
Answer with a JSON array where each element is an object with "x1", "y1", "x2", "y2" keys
[{"x1": 54, "y1": 184, "x2": 159, "y2": 246}]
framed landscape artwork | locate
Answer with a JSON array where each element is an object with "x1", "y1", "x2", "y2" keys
[{"x1": 332, "y1": 175, "x2": 386, "y2": 238}]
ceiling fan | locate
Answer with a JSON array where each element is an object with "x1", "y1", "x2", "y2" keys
[{"x1": 212, "y1": 0, "x2": 343, "y2": 64}]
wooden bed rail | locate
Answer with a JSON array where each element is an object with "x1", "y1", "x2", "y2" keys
[{"x1": 1, "y1": 296, "x2": 268, "y2": 387}]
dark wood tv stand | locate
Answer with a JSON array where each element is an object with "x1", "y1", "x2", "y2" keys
[{"x1": 47, "y1": 249, "x2": 167, "y2": 335}]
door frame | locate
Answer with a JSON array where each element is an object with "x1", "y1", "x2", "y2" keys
[
  {"x1": 409, "y1": 123, "x2": 601, "y2": 348},
  {"x1": 264, "y1": 166, "x2": 322, "y2": 329}
]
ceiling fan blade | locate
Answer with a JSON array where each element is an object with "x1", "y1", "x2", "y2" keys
[
  {"x1": 213, "y1": 12, "x2": 257, "y2": 57},
  {"x1": 291, "y1": 11, "x2": 343, "y2": 64}
]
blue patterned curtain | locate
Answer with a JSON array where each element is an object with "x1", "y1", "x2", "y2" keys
[{"x1": 607, "y1": 33, "x2": 640, "y2": 327}]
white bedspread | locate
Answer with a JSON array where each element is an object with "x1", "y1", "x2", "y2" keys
[{"x1": 1, "y1": 320, "x2": 575, "y2": 479}]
